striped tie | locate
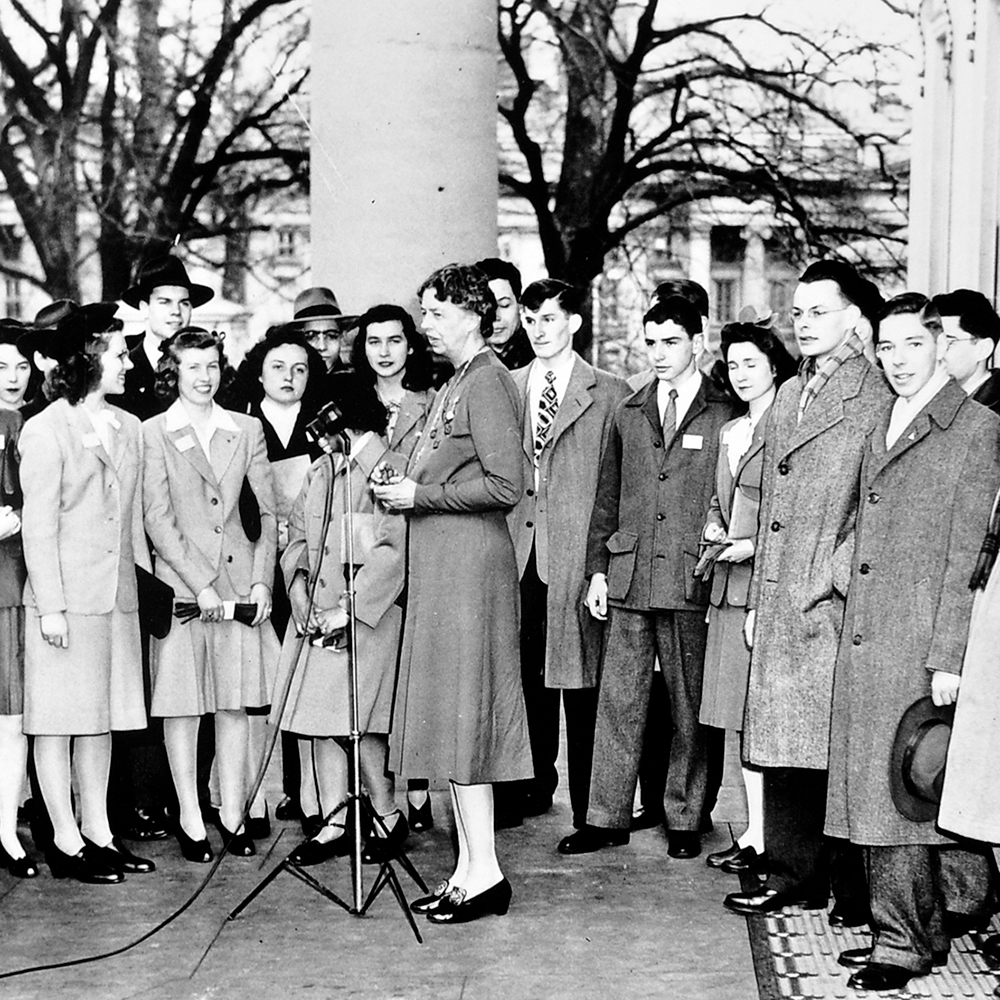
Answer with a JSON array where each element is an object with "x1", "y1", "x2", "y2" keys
[{"x1": 534, "y1": 369, "x2": 559, "y2": 465}]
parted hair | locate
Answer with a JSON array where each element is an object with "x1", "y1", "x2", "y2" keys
[
  {"x1": 47, "y1": 322, "x2": 124, "y2": 406},
  {"x1": 418, "y1": 264, "x2": 497, "y2": 338},
  {"x1": 521, "y1": 278, "x2": 584, "y2": 316},
  {"x1": 235, "y1": 324, "x2": 328, "y2": 407},
  {"x1": 350, "y1": 304, "x2": 435, "y2": 392},
  {"x1": 720, "y1": 322, "x2": 798, "y2": 386},
  {"x1": 154, "y1": 327, "x2": 233, "y2": 400},
  {"x1": 643, "y1": 295, "x2": 703, "y2": 338}
]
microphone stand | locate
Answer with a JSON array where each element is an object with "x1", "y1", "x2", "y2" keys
[{"x1": 228, "y1": 427, "x2": 426, "y2": 941}]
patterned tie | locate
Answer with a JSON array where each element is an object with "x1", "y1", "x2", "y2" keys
[
  {"x1": 662, "y1": 387, "x2": 678, "y2": 439},
  {"x1": 534, "y1": 369, "x2": 559, "y2": 465}
]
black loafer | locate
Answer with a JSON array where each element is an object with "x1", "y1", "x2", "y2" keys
[
  {"x1": 427, "y1": 879, "x2": 512, "y2": 924},
  {"x1": 83, "y1": 837, "x2": 155, "y2": 874},
  {"x1": 288, "y1": 833, "x2": 352, "y2": 866},
  {"x1": 411, "y1": 880, "x2": 451, "y2": 914},
  {"x1": 557, "y1": 826, "x2": 629, "y2": 855},
  {"x1": 46, "y1": 845, "x2": 124, "y2": 884},
  {"x1": 667, "y1": 831, "x2": 701, "y2": 859},
  {"x1": 839, "y1": 947, "x2": 947, "y2": 969},
  {"x1": 706, "y1": 840, "x2": 743, "y2": 868},
  {"x1": 846, "y1": 963, "x2": 919, "y2": 992},
  {"x1": 723, "y1": 887, "x2": 825, "y2": 915}
]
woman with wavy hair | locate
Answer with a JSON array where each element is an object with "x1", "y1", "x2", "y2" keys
[
  {"x1": 143, "y1": 327, "x2": 278, "y2": 863},
  {"x1": 20, "y1": 304, "x2": 153, "y2": 883}
]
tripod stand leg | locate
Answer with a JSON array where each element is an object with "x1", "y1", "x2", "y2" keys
[
  {"x1": 228, "y1": 859, "x2": 288, "y2": 921},
  {"x1": 362, "y1": 863, "x2": 424, "y2": 944}
]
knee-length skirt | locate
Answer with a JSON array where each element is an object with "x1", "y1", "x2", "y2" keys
[
  {"x1": 0, "y1": 606, "x2": 24, "y2": 715},
  {"x1": 24, "y1": 607, "x2": 145, "y2": 735},
  {"x1": 698, "y1": 601, "x2": 751, "y2": 731}
]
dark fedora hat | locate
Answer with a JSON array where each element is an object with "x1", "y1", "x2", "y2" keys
[
  {"x1": 20, "y1": 302, "x2": 122, "y2": 363},
  {"x1": 889, "y1": 695, "x2": 954, "y2": 823},
  {"x1": 287, "y1": 287, "x2": 357, "y2": 328},
  {"x1": 121, "y1": 254, "x2": 214, "y2": 310},
  {"x1": 16, "y1": 299, "x2": 79, "y2": 358}
]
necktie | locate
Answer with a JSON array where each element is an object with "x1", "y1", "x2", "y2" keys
[
  {"x1": 662, "y1": 387, "x2": 678, "y2": 439},
  {"x1": 534, "y1": 369, "x2": 559, "y2": 465}
]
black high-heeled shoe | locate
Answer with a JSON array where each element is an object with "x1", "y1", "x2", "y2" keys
[
  {"x1": 362, "y1": 811, "x2": 409, "y2": 865},
  {"x1": 247, "y1": 805, "x2": 271, "y2": 841},
  {"x1": 427, "y1": 878, "x2": 512, "y2": 924},
  {"x1": 410, "y1": 880, "x2": 452, "y2": 915},
  {"x1": 0, "y1": 845, "x2": 38, "y2": 879},
  {"x1": 288, "y1": 823, "x2": 350, "y2": 867},
  {"x1": 46, "y1": 844, "x2": 124, "y2": 884},
  {"x1": 216, "y1": 819, "x2": 256, "y2": 857},
  {"x1": 83, "y1": 836, "x2": 155, "y2": 874},
  {"x1": 175, "y1": 825, "x2": 213, "y2": 864},
  {"x1": 407, "y1": 795, "x2": 434, "y2": 833}
]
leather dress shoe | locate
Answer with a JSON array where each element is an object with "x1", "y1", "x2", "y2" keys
[
  {"x1": 407, "y1": 796, "x2": 434, "y2": 833},
  {"x1": 839, "y1": 946, "x2": 947, "y2": 969},
  {"x1": 411, "y1": 880, "x2": 451, "y2": 915},
  {"x1": 724, "y1": 887, "x2": 825, "y2": 915},
  {"x1": 980, "y1": 934, "x2": 1000, "y2": 969},
  {"x1": 0, "y1": 846, "x2": 38, "y2": 878},
  {"x1": 46, "y1": 844, "x2": 124, "y2": 884},
  {"x1": 427, "y1": 878, "x2": 512, "y2": 924},
  {"x1": 247, "y1": 806, "x2": 271, "y2": 841},
  {"x1": 706, "y1": 840, "x2": 744, "y2": 868},
  {"x1": 175, "y1": 825, "x2": 213, "y2": 864},
  {"x1": 667, "y1": 831, "x2": 701, "y2": 859},
  {"x1": 120, "y1": 808, "x2": 168, "y2": 841},
  {"x1": 288, "y1": 826, "x2": 351, "y2": 867},
  {"x1": 83, "y1": 836, "x2": 155, "y2": 874},
  {"x1": 720, "y1": 846, "x2": 766, "y2": 875},
  {"x1": 846, "y1": 962, "x2": 919, "y2": 992},
  {"x1": 362, "y1": 812, "x2": 408, "y2": 865},
  {"x1": 828, "y1": 904, "x2": 871, "y2": 928},
  {"x1": 631, "y1": 807, "x2": 666, "y2": 832},
  {"x1": 557, "y1": 826, "x2": 629, "y2": 855}
]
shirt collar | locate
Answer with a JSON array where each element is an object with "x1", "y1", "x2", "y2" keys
[
  {"x1": 164, "y1": 399, "x2": 239, "y2": 434},
  {"x1": 891, "y1": 367, "x2": 950, "y2": 419},
  {"x1": 962, "y1": 369, "x2": 992, "y2": 397}
]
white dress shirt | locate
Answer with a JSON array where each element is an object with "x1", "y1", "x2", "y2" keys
[
  {"x1": 658, "y1": 368, "x2": 702, "y2": 429},
  {"x1": 885, "y1": 369, "x2": 950, "y2": 450}
]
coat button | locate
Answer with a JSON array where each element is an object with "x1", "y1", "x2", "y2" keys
[
  {"x1": 868, "y1": 492, "x2": 880, "y2": 504},
  {"x1": 526, "y1": 520, "x2": 533, "y2": 528},
  {"x1": 771, "y1": 520, "x2": 781, "y2": 532},
  {"x1": 227, "y1": 555, "x2": 233, "y2": 564},
  {"x1": 658, "y1": 473, "x2": 667, "y2": 481},
  {"x1": 214, "y1": 525, "x2": 222, "y2": 534},
  {"x1": 778, "y1": 462, "x2": 789, "y2": 475},
  {"x1": 211, "y1": 497, "x2": 219, "y2": 505},
  {"x1": 653, "y1": 440, "x2": 662, "y2": 449},
  {"x1": 656, "y1": 513, "x2": 665, "y2": 521},
  {"x1": 526, "y1": 489, "x2": 534, "y2": 497},
  {"x1": 859, "y1": 563, "x2": 870, "y2": 575},
  {"x1": 853, "y1": 634, "x2": 862, "y2": 646},
  {"x1": 319, "y1": 579, "x2": 326, "y2": 588}
]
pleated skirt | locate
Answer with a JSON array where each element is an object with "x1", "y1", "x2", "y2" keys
[{"x1": 0, "y1": 606, "x2": 24, "y2": 715}]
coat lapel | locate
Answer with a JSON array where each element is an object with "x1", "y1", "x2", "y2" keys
[
  {"x1": 511, "y1": 365, "x2": 534, "y2": 464},
  {"x1": 166, "y1": 424, "x2": 219, "y2": 486},
  {"x1": 548, "y1": 356, "x2": 595, "y2": 450},
  {"x1": 66, "y1": 402, "x2": 115, "y2": 474},
  {"x1": 210, "y1": 425, "x2": 242, "y2": 483},
  {"x1": 390, "y1": 393, "x2": 428, "y2": 452},
  {"x1": 734, "y1": 412, "x2": 768, "y2": 482},
  {"x1": 782, "y1": 358, "x2": 868, "y2": 459}
]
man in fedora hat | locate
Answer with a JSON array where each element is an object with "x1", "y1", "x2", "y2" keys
[
  {"x1": 822, "y1": 293, "x2": 1000, "y2": 992},
  {"x1": 119, "y1": 254, "x2": 214, "y2": 421},
  {"x1": 287, "y1": 286, "x2": 357, "y2": 375}
]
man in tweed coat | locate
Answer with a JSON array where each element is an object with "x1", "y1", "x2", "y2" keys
[{"x1": 724, "y1": 260, "x2": 891, "y2": 918}]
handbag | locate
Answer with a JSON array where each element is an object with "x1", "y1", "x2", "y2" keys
[
  {"x1": 239, "y1": 475, "x2": 262, "y2": 542},
  {"x1": 136, "y1": 565, "x2": 174, "y2": 639}
]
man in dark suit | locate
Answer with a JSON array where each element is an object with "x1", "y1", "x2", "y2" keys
[
  {"x1": 475, "y1": 257, "x2": 534, "y2": 371},
  {"x1": 934, "y1": 289, "x2": 1000, "y2": 415},
  {"x1": 559, "y1": 296, "x2": 737, "y2": 859},
  {"x1": 119, "y1": 254, "x2": 214, "y2": 422},
  {"x1": 505, "y1": 279, "x2": 629, "y2": 831}
]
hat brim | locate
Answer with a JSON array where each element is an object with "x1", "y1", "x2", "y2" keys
[
  {"x1": 15, "y1": 328, "x2": 50, "y2": 359},
  {"x1": 287, "y1": 313, "x2": 359, "y2": 329},
  {"x1": 889, "y1": 696, "x2": 953, "y2": 823},
  {"x1": 121, "y1": 281, "x2": 214, "y2": 310}
]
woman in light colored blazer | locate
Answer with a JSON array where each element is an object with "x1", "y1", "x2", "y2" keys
[
  {"x1": 350, "y1": 303, "x2": 436, "y2": 831},
  {"x1": 699, "y1": 321, "x2": 795, "y2": 875},
  {"x1": 143, "y1": 328, "x2": 278, "y2": 863},
  {"x1": 20, "y1": 304, "x2": 153, "y2": 884}
]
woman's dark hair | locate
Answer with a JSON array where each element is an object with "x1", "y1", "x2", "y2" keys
[
  {"x1": 154, "y1": 327, "x2": 233, "y2": 400},
  {"x1": 350, "y1": 304, "x2": 435, "y2": 392},
  {"x1": 0, "y1": 321, "x2": 41, "y2": 406},
  {"x1": 226, "y1": 324, "x2": 327, "y2": 410},
  {"x1": 720, "y1": 322, "x2": 798, "y2": 387},
  {"x1": 47, "y1": 323, "x2": 124, "y2": 406},
  {"x1": 417, "y1": 263, "x2": 496, "y2": 338}
]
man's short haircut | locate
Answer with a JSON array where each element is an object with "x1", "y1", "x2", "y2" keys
[
  {"x1": 521, "y1": 278, "x2": 583, "y2": 316},
  {"x1": 653, "y1": 278, "x2": 709, "y2": 319},
  {"x1": 799, "y1": 260, "x2": 885, "y2": 331},
  {"x1": 644, "y1": 295, "x2": 702, "y2": 339},
  {"x1": 875, "y1": 292, "x2": 938, "y2": 343},
  {"x1": 930, "y1": 289, "x2": 1000, "y2": 347},
  {"x1": 474, "y1": 257, "x2": 522, "y2": 300}
]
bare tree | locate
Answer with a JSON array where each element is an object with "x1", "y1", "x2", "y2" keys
[
  {"x1": 0, "y1": 0, "x2": 309, "y2": 300},
  {"x1": 498, "y1": 1, "x2": 912, "y2": 306}
]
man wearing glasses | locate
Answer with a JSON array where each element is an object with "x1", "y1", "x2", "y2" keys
[
  {"x1": 724, "y1": 260, "x2": 891, "y2": 921},
  {"x1": 933, "y1": 289, "x2": 1000, "y2": 416}
]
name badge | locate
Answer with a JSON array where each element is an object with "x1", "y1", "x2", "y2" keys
[
  {"x1": 175, "y1": 435, "x2": 196, "y2": 452},
  {"x1": 81, "y1": 432, "x2": 101, "y2": 449},
  {"x1": 682, "y1": 434, "x2": 703, "y2": 450},
  {"x1": 0, "y1": 434, "x2": 5, "y2": 449}
]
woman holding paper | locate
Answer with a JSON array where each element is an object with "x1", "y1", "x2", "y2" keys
[{"x1": 143, "y1": 327, "x2": 278, "y2": 863}]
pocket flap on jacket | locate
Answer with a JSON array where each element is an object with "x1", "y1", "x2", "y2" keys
[{"x1": 606, "y1": 530, "x2": 638, "y2": 554}]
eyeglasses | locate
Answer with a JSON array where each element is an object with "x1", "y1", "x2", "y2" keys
[
  {"x1": 941, "y1": 334, "x2": 977, "y2": 349},
  {"x1": 304, "y1": 329, "x2": 342, "y2": 343},
  {"x1": 790, "y1": 306, "x2": 847, "y2": 324}
]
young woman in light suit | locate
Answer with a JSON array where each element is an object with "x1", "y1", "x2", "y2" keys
[
  {"x1": 20, "y1": 304, "x2": 154, "y2": 883},
  {"x1": 699, "y1": 321, "x2": 795, "y2": 875},
  {"x1": 143, "y1": 328, "x2": 278, "y2": 862}
]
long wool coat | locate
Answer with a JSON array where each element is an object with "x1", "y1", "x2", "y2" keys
[
  {"x1": 507, "y1": 356, "x2": 629, "y2": 689},
  {"x1": 744, "y1": 354, "x2": 892, "y2": 769},
  {"x1": 825, "y1": 381, "x2": 1000, "y2": 845}
]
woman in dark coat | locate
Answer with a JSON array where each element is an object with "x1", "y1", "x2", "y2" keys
[
  {"x1": 373, "y1": 264, "x2": 532, "y2": 924},
  {"x1": 698, "y1": 321, "x2": 794, "y2": 873}
]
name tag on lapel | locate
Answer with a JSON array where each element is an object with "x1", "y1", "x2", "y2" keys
[
  {"x1": 0, "y1": 434, "x2": 5, "y2": 449},
  {"x1": 175, "y1": 435, "x2": 196, "y2": 453},
  {"x1": 682, "y1": 434, "x2": 703, "y2": 450},
  {"x1": 81, "y1": 432, "x2": 101, "y2": 449}
]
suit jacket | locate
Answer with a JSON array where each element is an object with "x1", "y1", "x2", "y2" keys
[
  {"x1": 389, "y1": 390, "x2": 434, "y2": 464},
  {"x1": 19, "y1": 399, "x2": 149, "y2": 616},
  {"x1": 826, "y1": 379, "x2": 1000, "y2": 845},
  {"x1": 508, "y1": 356, "x2": 630, "y2": 687},
  {"x1": 972, "y1": 369, "x2": 1000, "y2": 416},
  {"x1": 704, "y1": 410, "x2": 769, "y2": 608},
  {"x1": 586, "y1": 375, "x2": 738, "y2": 612},
  {"x1": 119, "y1": 338, "x2": 169, "y2": 422},
  {"x1": 142, "y1": 405, "x2": 277, "y2": 599},
  {"x1": 743, "y1": 354, "x2": 893, "y2": 769}
]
